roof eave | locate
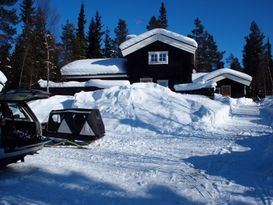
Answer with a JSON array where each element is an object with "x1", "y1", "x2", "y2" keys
[{"x1": 121, "y1": 33, "x2": 197, "y2": 56}]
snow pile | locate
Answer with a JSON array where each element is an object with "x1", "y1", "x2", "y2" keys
[
  {"x1": 38, "y1": 79, "x2": 130, "y2": 89},
  {"x1": 0, "y1": 71, "x2": 7, "y2": 91},
  {"x1": 61, "y1": 58, "x2": 127, "y2": 77},
  {"x1": 215, "y1": 94, "x2": 255, "y2": 107},
  {"x1": 29, "y1": 83, "x2": 231, "y2": 131},
  {"x1": 260, "y1": 97, "x2": 273, "y2": 127},
  {"x1": 5, "y1": 83, "x2": 273, "y2": 205}
]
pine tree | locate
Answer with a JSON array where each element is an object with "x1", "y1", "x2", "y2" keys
[
  {"x1": 114, "y1": 19, "x2": 128, "y2": 56},
  {"x1": 226, "y1": 54, "x2": 242, "y2": 71},
  {"x1": 189, "y1": 18, "x2": 224, "y2": 72},
  {"x1": 146, "y1": 16, "x2": 159, "y2": 30},
  {"x1": 158, "y1": 2, "x2": 168, "y2": 29},
  {"x1": 11, "y1": 0, "x2": 35, "y2": 88},
  {"x1": 146, "y1": 2, "x2": 168, "y2": 30},
  {"x1": 59, "y1": 20, "x2": 75, "y2": 65},
  {"x1": 205, "y1": 33, "x2": 225, "y2": 70},
  {"x1": 260, "y1": 39, "x2": 273, "y2": 95},
  {"x1": 0, "y1": 0, "x2": 18, "y2": 84},
  {"x1": 243, "y1": 21, "x2": 264, "y2": 98},
  {"x1": 103, "y1": 27, "x2": 113, "y2": 58},
  {"x1": 189, "y1": 18, "x2": 206, "y2": 72},
  {"x1": 72, "y1": 3, "x2": 87, "y2": 59},
  {"x1": 87, "y1": 11, "x2": 104, "y2": 58}
]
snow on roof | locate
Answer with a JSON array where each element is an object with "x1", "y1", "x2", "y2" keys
[
  {"x1": 60, "y1": 58, "x2": 127, "y2": 77},
  {"x1": 38, "y1": 79, "x2": 130, "y2": 89},
  {"x1": 119, "y1": 28, "x2": 198, "y2": 56},
  {"x1": 192, "y1": 72, "x2": 208, "y2": 82},
  {"x1": 174, "y1": 80, "x2": 217, "y2": 91},
  {"x1": 194, "y1": 68, "x2": 252, "y2": 86}
]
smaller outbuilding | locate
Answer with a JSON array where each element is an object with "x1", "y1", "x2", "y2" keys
[{"x1": 175, "y1": 68, "x2": 252, "y2": 98}]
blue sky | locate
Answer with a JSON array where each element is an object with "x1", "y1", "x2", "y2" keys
[{"x1": 20, "y1": 0, "x2": 273, "y2": 65}]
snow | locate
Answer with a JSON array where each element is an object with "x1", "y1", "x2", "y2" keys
[
  {"x1": 1, "y1": 83, "x2": 273, "y2": 205},
  {"x1": 38, "y1": 79, "x2": 130, "y2": 89},
  {"x1": 194, "y1": 68, "x2": 252, "y2": 86},
  {"x1": 60, "y1": 58, "x2": 127, "y2": 77},
  {"x1": 0, "y1": 71, "x2": 7, "y2": 91},
  {"x1": 174, "y1": 80, "x2": 217, "y2": 91},
  {"x1": 120, "y1": 29, "x2": 198, "y2": 50},
  {"x1": 120, "y1": 28, "x2": 198, "y2": 56},
  {"x1": 175, "y1": 68, "x2": 252, "y2": 92}
]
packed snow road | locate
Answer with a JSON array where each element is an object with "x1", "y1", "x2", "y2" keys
[{"x1": 0, "y1": 83, "x2": 273, "y2": 205}]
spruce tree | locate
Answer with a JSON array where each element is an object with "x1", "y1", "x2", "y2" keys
[
  {"x1": 158, "y1": 2, "x2": 168, "y2": 29},
  {"x1": 0, "y1": 0, "x2": 18, "y2": 84},
  {"x1": 114, "y1": 19, "x2": 128, "y2": 56},
  {"x1": 87, "y1": 11, "x2": 104, "y2": 58},
  {"x1": 59, "y1": 20, "x2": 75, "y2": 65},
  {"x1": 73, "y1": 3, "x2": 87, "y2": 59},
  {"x1": 146, "y1": 2, "x2": 168, "y2": 30},
  {"x1": 260, "y1": 39, "x2": 273, "y2": 95},
  {"x1": 243, "y1": 21, "x2": 264, "y2": 98},
  {"x1": 103, "y1": 27, "x2": 113, "y2": 58},
  {"x1": 190, "y1": 18, "x2": 206, "y2": 72},
  {"x1": 190, "y1": 18, "x2": 224, "y2": 72},
  {"x1": 205, "y1": 33, "x2": 225, "y2": 70},
  {"x1": 226, "y1": 54, "x2": 242, "y2": 71},
  {"x1": 146, "y1": 16, "x2": 159, "y2": 30},
  {"x1": 12, "y1": 0, "x2": 35, "y2": 88}
]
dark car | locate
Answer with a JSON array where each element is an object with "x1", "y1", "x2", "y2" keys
[{"x1": 0, "y1": 89, "x2": 50, "y2": 167}]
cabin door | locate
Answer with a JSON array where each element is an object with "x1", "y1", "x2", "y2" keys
[{"x1": 221, "y1": 85, "x2": 231, "y2": 96}]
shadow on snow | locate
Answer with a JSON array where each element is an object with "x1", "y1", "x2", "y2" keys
[
  {"x1": 0, "y1": 166, "x2": 202, "y2": 205},
  {"x1": 185, "y1": 133, "x2": 273, "y2": 203}
]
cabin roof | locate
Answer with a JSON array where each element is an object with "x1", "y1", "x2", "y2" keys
[
  {"x1": 119, "y1": 28, "x2": 198, "y2": 56},
  {"x1": 193, "y1": 68, "x2": 253, "y2": 86},
  {"x1": 61, "y1": 58, "x2": 128, "y2": 79}
]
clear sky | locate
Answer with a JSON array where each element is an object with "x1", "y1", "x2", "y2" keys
[{"x1": 32, "y1": 0, "x2": 273, "y2": 65}]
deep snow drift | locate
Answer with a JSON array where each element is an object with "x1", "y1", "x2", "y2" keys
[{"x1": 1, "y1": 83, "x2": 273, "y2": 205}]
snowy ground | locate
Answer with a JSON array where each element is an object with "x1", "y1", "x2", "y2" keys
[{"x1": 1, "y1": 83, "x2": 273, "y2": 205}]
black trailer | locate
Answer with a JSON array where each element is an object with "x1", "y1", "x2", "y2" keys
[
  {"x1": 46, "y1": 108, "x2": 105, "y2": 142},
  {"x1": 0, "y1": 89, "x2": 50, "y2": 167}
]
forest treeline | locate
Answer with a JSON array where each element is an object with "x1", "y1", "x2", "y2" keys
[{"x1": 0, "y1": 0, "x2": 272, "y2": 98}]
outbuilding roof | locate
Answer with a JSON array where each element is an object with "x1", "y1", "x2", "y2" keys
[
  {"x1": 193, "y1": 68, "x2": 252, "y2": 86},
  {"x1": 61, "y1": 58, "x2": 128, "y2": 79},
  {"x1": 119, "y1": 28, "x2": 198, "y2": 56}
]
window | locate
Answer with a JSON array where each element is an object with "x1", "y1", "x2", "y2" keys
[
  {"x1": 148, "y1": 51, "x2": 168, "y2": 65},
  {"x1": 157, "y1": 80, "x2": 169, "y2": 87},
  {"x1": 7, "y1": 103, "x2": 30, "y2": 120},
  {"x1": 140, "y1": 78, "x2": 153, "y2": 83}
]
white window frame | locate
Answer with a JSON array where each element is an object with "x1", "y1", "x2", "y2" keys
[{"x1": 148, "y1": 51, "x2": 168, "y2": 65}]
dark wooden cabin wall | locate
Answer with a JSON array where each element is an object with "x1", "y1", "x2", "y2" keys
[{"x1": 126, "y1": 41, "x2": 194, "y2": 89}]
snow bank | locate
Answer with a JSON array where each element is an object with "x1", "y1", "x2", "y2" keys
[
  {"x1": 215, "y1": 94, "x2": 255, "y2": 107},
  {"x1": 0, "y1": 71, "x2": 7, "y2": 91},
  {"x1": 260, "y1": 97, "x2": 273, "y2": 127},
  {"x1": 29, "y1": 83, "x2": 231, "y2": 131},
  {"x1": 60, "y1": 58, "x2": 127, "y2": 76},
  {"x1": 38, "y1": 79, "x2": 130, "y2": 89}
]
